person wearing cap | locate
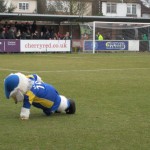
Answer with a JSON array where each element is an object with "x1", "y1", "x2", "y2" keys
[{"x1": 4, "y1": 73, "x2": 76, "y2": 120}]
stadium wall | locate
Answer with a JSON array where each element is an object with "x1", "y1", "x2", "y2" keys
[
  {"x1": 83, "y1": 40, "x2": 149, "y2": 52},
  {"x1": 0, "y1": 40, "x2": 71, "y2": 52},
  {"x1": 0, "y1": 39, "x2": 149, "y2": 53}
]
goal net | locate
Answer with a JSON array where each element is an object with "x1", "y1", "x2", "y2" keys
[{"x1": 80, "y1": 21, "x2": 150, "y2": 53}]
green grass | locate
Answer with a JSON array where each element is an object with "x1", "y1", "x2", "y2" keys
[{"x1": 0, "y1": 52, "x2": 150, "y2": 150}]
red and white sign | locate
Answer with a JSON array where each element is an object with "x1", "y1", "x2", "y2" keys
[{"x1": 20, "y1": 40, "x2": 71, "y2": 52}]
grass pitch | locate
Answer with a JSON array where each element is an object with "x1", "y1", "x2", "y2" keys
[{"x1": 0, "y1": 52, "x2": 150, "y2": 150}]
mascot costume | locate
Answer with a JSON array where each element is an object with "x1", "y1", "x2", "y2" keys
[{"x1": 4, "y1": 73, "x2": 76, "y2": 120}]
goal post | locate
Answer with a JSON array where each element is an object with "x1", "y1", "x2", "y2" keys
[
  {"x1": 82, "y1": 21, "x2": 150, "y2": 53},
  {"x1": 92, "y1": 21, "x2": 95, "y2": 54}
]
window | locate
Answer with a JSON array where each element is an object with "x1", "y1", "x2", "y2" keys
[
  {"x1": 127, "y1": 4, "x2": 136, "y2": 15},
  {"x1": 19, "y1": 2, "x2": 29, "y2": 10},
  {"x1": 107, "y1": 3, "x2": 117, "y2": 13}
]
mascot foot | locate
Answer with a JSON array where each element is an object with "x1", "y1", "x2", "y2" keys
[
  {"x1": 43, "y1": 109, "x2": 51, "y2": 116},
  {"x1": 65, "y1": 99, "x2": 76, "y2": 114}
]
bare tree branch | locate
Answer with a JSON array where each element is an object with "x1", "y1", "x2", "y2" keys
[
  {"x1": 47, "y1": 0, "x2": 89, "y2": 16},
  {"x1": 0, "y1": 0, "x2": 16, "y2": 13},
  {"x1": 140, "y1": 0, "x2": 150, "y2": 8}
]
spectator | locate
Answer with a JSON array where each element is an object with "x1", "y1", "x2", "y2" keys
[
  {"x1": 44, "y1": 29, "x2": 50, "y2": 39},
  {"x1": 31, "y1": 21, "x2": 37, "y2": 34},
  {"x1": 26, "y1": 29, "x2": 31, "y2": 39},
  {"x1": 63, "y1": 32, "x2": 71, "y2": 40},
  {"x1": 21, "y1": 31, "x2": 27, "y2": 39},
  {"x1": 82, "y1": 33, "x2": 88, "y2": 40},
  {"x1": 15, "y1": 29, "x2": 21, "y2": 39},
  {"x1": 7, "y1": 27, "x2": 15, "y2": 39},
  {"x1": 53, "y1": 32, "x2": 58, "y2": 40},
  {"x1": 32, "y1": 30, "x2": 39, "y2": 39},
  {"x1": 41, "y1": 25, "x2": 47, "y2": 34},
  {"x1": 0, "y1": 26, "x2": 5, "y2": 39},
  {"x1": 15, "y1": 21, "x2": 19, "y2": 31},
  {"x1": 58, "y1": 32, "x2": 64, "y2": 39},
  {"x1": 3, "y1": 21, "x2": 9, "y2": 30},
  {"x1": 40, "y1": 25, "x2": 47, "y2": 39},
  {"x1": 49, "y1": 27, "x2": 55, "y2": 39},
  {"x1": 98, "y1": 33, "x2": 103, "y2": 41},
  {"x1": 142, "y1": 34, "x2": 148, "y2": 40}
]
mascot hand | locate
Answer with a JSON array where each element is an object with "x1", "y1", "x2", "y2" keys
[
  {"x1": 20, "y1": 107, "x2": 30, "y2": 120},
  {"x1": 20, "y1": 116, "x2": 29, "y2": 120}
]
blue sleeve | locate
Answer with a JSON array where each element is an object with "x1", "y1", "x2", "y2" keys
[{"x1": 23, "y1": 95, "x2": 31, "y2": 109}]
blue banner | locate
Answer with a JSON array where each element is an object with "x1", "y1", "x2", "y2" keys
[{"x1": 84, "y1": 41, "x2": 128, "y2": 51}]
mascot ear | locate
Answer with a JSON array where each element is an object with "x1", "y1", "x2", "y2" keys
[
  {"x1": 4, "y1": 74, "x2": 19, "y2": 99},
  {"x1": 4, "y1": 72, "x2": 30, "y2": 99}
]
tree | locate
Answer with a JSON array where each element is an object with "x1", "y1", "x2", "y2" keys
[
  {"x1": 140, "y1": 0, "x2": 150, "y2": 8},
  {"x1": 0, "y1": 0, "x2": 16, "y2": 13},
  {"x1": 47, "y1": 1, "x2": 65, "y2": 14},
  {"x1": 7, "y1": 3, "x2": 16, "y2": 13},
  {"x1": 47, "y1": 0, "x2": 90, "y2": 16},
  {"x1": 37, "y1": 0, "x2": 47, "y2": 14},
  {"x1": 0, "y1": 0, "x2": 7, "y2": 12}
]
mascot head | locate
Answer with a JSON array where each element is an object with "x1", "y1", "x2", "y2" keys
[{"x1": 4, "y1": 73, "x2": 30, "y2": 103}]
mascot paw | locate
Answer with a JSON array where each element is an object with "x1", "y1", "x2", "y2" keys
[{"x1": 20, "y1": 116, "x2": 29, "y2": 120}]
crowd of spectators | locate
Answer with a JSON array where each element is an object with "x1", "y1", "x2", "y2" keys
[{"x1": 0, "y1": 21, "x2": 71, "y2": 40}]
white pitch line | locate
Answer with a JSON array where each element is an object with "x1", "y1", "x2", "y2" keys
[
  {"x1": 0, "y1": 68, "x2": 30, "y2": 73},
  {"x1": 0, "y1": 67, "x2": 150, "y2": 73}
]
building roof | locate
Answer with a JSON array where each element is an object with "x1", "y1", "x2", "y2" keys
[{"x1": 0, "y1": 13, "x2": 150, "y2": 23}]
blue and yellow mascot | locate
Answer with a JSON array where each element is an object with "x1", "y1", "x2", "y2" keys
[{"x1": 4, "y1": 73, "x2": 76, "y2": 120}]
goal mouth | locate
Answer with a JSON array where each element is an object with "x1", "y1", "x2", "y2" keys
[{"x1": 80, "y1": 21, "x2": 150, "y2": 53}]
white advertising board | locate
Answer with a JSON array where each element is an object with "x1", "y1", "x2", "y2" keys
[
  {"x1": 20, "y1": 40, "x2": 71, "y2": 52},
  {"x1": 128, "y1": 40, "x2": 139, "y2": 51}
]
